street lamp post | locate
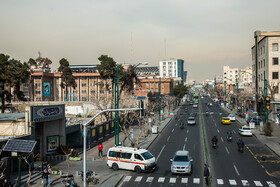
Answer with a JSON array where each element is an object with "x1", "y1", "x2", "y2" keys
[
  {"x1": 82, "y1": 108, "x2": 142, "y2": 186},
  {"x1": 114, "y1": 62, "x2": 148, "y2": 145},
  {"x1": 224, "y1": 81, "x2": 227, "y2": 106}
]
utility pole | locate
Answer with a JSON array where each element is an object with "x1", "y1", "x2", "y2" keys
[
  {"x1": 159, "y1": 77, "x2": 161, "y2": 121},
  {"x1": 264, "y1": 71, "x2": 268, "y2": 124},
  {"x1": 224, "y1": 81, "x2": 227, "y2": 106},
  {"x1": 114, "y1": 64, "x2": 120, "y2": 145},
  {"x1": 236, "y1": 78, "x2": 239, "y2": 114}
]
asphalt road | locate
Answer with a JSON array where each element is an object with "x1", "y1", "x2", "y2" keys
[{"x1": 117, "y1": 96, "x2": 280, "y2": 187}]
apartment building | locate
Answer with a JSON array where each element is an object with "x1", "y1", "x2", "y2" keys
[
  {"x1": 252, "y1": 31, "x2": 280, "y2": 101},
  {"x1": 223, "y1": 66, "x2": 239, "y2": 85},
  {"x1": 159, "y1": 59, "x2": 184, "y2": 84}
]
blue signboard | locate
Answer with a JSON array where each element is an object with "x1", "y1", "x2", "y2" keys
[
  {"x1": 32, "y1": 105, "x2": 65, "y2": 122},
  {"x1": 43, "y1": 82, "x2": 50, "y2": 97}
]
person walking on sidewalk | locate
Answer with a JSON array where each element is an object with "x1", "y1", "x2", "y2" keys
[
  {"x1": 42, "y1": 165, "x2": 51, "y2": 187},
  {"x1": 204, "y1": 164, "x2": 210, "y2": 187},
  {"x1": 98, "y1": 142, "x2": 103, "y2": 158}
]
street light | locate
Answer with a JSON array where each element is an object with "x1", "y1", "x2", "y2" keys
[
  {"x1": 82, "y1": 108, "x2": 142, "y2": 186},
  {"x1": 114, "y1": 62, "x2": 148, "y2": 145}
]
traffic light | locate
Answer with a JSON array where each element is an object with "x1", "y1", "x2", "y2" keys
[{"x1": 266, "y1": 96, "x2": 270, "y2": 109}]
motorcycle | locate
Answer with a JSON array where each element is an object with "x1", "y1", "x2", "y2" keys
[
  {"x1": 227, "y1": 135, "x2": 232, "y2": 142},
  {"x1": 180, "y1": 124, "x2": 184, "y2": 129},
  {"x1": 238, "y1": 146, "x2": 244, "y2": 153},
  {"x1": 206, "y1": 112, "x2": 209, "y2": 116},
  {"x1": 212, "y1": 141, "x2": 217, "y2": 149}
]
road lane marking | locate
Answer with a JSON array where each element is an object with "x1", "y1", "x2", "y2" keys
[
  {"x1": 158, "y1": 177, "x2": 165, "y2": 183},
  {"x1": 254, "y1": 181, "x2": 263, "y2": 186},
  {"x1": 181, "y1": 178, "x2": 188, "y2": 183},
  {"x1": 217, "y1": 129, "x2": 220, "y2": 133},
  {"x1": 135, "y1": 176, "x2": 142, "y2": 182},
  {"x1": 266, "y1": 181, "x2": 276, "y2": 187},
  {"x1": 123, "y1": 176, "x2": 131, "y2": 182},
  {"x1": 172, "y1": 128, "x2": 174, "y2": 132},
  {"x1": 225, "y1": 146, "x2": 230, "y2": 154},
  {"x1": 187, "y1": 129, "x2": 189, "y2": 133},
  {"x1": 241, "y1": 180, "x2": 249, "y2": 186},
  {"x1": 167, "y1": 136, "x2": 170, "y2": 142},
  {"x1": 215, "y1": 123, "x2": 217, "y2": 126},
  {"x1": 193, "y1": 178, "x2": 200, "y2": 184},
  {"x1": 175, "y1": 123, "x2": 177, "y2": 126},
  {"x1": 221, "y1": 137, "x2": 224, "y2": 142},
  {"x1": 169, "y1": 178, "x2": 176, "y2": 183},
  {"x1": 156, "y1": 145, "x2": 166, "y2": 161},
  {"x1": 183, "y1": 144, "x2": 186, "y2": 151},
  {"x1": 233, "y1": 130, "x2": 236, "y2": 134},
  {"x1": 217, "y1": 179, "x2": 224, "y2": 184},
  {"x1": 146, "y1": 177, "x2": 154, "y2": 182},
  {"x1": 229, "y1": 179, "x2": 237, "y2": 185},
  {"x1": 233, "y1": 163, "x2": 240, "y2": 176},
  {"x1": 185, "y1": 137, "x2": 187, "y2": 142}
]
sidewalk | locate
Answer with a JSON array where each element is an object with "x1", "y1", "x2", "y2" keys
[
  {"x1": 9, "y1": 107, "x2": 179, "y2": 187},
  {"x1": 222, "y1": 106, "x2": 280, "y2": 157}
]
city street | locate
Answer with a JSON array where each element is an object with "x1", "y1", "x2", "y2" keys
[{"x1": 117, "y1": 96, "x2": 280, "y2": 187}]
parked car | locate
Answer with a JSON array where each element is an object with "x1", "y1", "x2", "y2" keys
[
  {"x1": 170, "y1": 150, "x2": 193, "y2": 174},
  {"x1": 221, "y1": 117, "x2": 231, "y2": 125},
  {"x1": 239, "y1": 125, "x2": 253, "y2": 136},
  {"x1": 228, "y1": 114, "x2": 236, "y2": 121},
  {"x1": 187, "y1": 117, "x2": 196, "y2": 125}
]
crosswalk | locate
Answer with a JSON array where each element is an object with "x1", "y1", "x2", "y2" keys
[{"x1": 121, "y1": 175, "x2": 279, "y2": 186}]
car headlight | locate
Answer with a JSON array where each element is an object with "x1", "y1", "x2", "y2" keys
[{"x1": 172, "y1": 166, "x2": 176, "y2": 170}]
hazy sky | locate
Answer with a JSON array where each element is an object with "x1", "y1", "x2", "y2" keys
[{"x1": 1, "y1": 0, "x2": 280, "y2": 81}]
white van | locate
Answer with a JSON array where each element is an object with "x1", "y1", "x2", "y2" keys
[{"x1": 107, "y1": 146, "x2": 157, "y2": 173}]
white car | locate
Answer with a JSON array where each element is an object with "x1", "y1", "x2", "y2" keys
[
  {"x1": 170, "y1": 150, "x2": 193, "y2": 174},
  {"x1": 228, "y1": 114, "x2": 236, "y2": 121},
  {"x1": 193, "y1": 104, "x2": 198, "y2": 108},
  {"x1": 239, "y1": 126, "x2": 252, "y2": 136}
]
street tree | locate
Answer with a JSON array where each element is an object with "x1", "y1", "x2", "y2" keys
[
  {"x1": 174, "y1": 84, "x2": 188, "y2": 98},
  {"x1": 58, "y1": 58, "x2": 77, "y2": 101},
  {"x1": 0, "y1": 53, "x2": 30, "y2": 113}
]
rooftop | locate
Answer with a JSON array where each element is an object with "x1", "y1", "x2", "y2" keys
[{"x1": 0, "y1": 113, "x2": 25, "y2": 121}]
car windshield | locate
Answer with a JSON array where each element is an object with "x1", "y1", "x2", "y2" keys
[
  {"x1": 174, "y1": 155, "x2": 189, "y2": 162},
  {"x1": 223, "y1": 118, "x2": 230, "y2": 120},
  {"x1": 243, "y1": 127, "x2": 251, "y2": 130},
  {"x1": 229, "y1": 114, "x2": 234, "y2": 117},
  {"x1": 188, "y1": 117, "x2": 195, "y2": 120},
  {"x1": 141, "y1": 151, "x2": 153, "y2": 160}
]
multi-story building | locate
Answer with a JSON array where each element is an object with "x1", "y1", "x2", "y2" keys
[
  {"x1": 239, "y1": 67, "x2": 253, "y2": 85},
  {"x1": 159, "y1": 59, "x2": 184, "y2": 84},
  {"x1": 252, "y1": 31, "x2": 280, "y2": 117},
  {"x1": 223, "y1": 66, "x2": 239, "y2": 85}
]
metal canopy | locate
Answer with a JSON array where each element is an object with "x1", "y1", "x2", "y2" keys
[
  {"x1": 137, "y1": 96, "x2": 146, "y2": 100},
  {"x1": 3, "y1": 139, "x2": 36, "y2": 153}
]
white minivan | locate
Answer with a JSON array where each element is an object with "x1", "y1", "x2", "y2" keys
[{"x1": 107, "y1": 146, "x2": 157, "y2": 173}]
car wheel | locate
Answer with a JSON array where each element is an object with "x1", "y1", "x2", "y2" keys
[
  {"x1": 112, "y1": 163, "x2": 119, "y2": 171},
  {"x1": 135, "y1": 166, "x2": 142, "y2": 174}
]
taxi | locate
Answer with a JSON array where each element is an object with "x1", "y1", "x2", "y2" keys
[{"x1": 221, "y1": 117, "x2": 231, "y2": 125}]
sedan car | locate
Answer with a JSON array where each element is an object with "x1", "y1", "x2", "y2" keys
[
  {"x1": 193, "y1": 104, "x2": 198, "y2": 108},
  {"x1": 228, "y1": 114, "x2": 236, "y2": 121},
  {"x1": 239, "y1": 126, "x2": 253, "y2": 136},
  {"x1": 170, "y1": 150, "x2": 193, "y2": 174},
  {"x1": 208, "y1": 103, "x2": 213, "y2": 107},
  {"x1": 187, "y1": 117, "x2": 196, "y2": 125},
  {"x1": 221, "y1": 117, "x2": 231, "y2": 125}
]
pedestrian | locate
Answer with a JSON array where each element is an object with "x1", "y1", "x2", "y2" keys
[
  {"x1": 42, "y1": 165, "x2": 50, "y2": 187},
  {"x1": 47, "y1": 164, "x2": 52, "y2": 185},
  {"x1": 98, "y1": 142, "x2": 103, "y2": 158},
  {"x1": 3, "y1": 178, "x2": 11, "y2": 187},
  {"x1": 204, "y1": 164, "x2": 210, "y2": 187}
]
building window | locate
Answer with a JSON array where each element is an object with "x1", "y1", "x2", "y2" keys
[
  {"x1": 23, "y1": 83, "x2": 29, "y2": 88},
  {"x1": 162, "y1": 62, "x2": 166, "y2": 65},
  {"x1": 91, "y1": 90, "x2": 95, "y2": 94},
  {"x1": 36, "y1": 98, "x2": 41, "y2": 101},
  {"x1": 82, "y1": 90, "x2": 86, "y2": 94},
  {"x1": 35, "y1": 83, "x2": 41, "y2": 89},
  {"x1": 73, "y1": 91, "x2": 78, "y2": 94},
  {"x1": 23, "y1": 91, "x2": 29, "y2": 95},
  {"x1": 273, "y1": 58, "x2": 279, "y2": 65},
  {"x1": 90, "y1": 83, "x2": 95, "y2": 87},
  {"x1": 108, "y1": 90, "x2": 112, "y2": 94},
  {"x1": 168, "y1": 62, "x2": 172, "y2": 65},
  {"x1": 272, "y1": 72, "x2": 279, "y2": 79},
  {"x1": 82, "y1": 83, "x2": 87, "y2": 87},
  {"x1": 82, "y1": 97, "x2": 87, "y2": 101},
  {"x1": 100, "y1": 90, "x2": 104, "y2": 94},
  {"x1": 35, "y1": 91, "x2": 41, "y2": 95},
  {"x1": 34, "y1": 76, "x2": 41, "y2": 80},
  {"x1": 81, "y1": 76, "x2": 87, "y2": 80},
  {"x1": 90, "y1": 77, "x2": 95, "y2": 80},
  {"x1": 272, "y1": 43, "x2": 279, "y2": 51}
]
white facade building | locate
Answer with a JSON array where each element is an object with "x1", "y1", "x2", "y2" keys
[
  {"x1": 252, "y1": 31, "x2": 280, "y2": 101},
  {"x1": 239, "y1": 67, "x2": 253, "y2": 85},
  {"x1": 159, "y1": 59, "x2": 178, "y2": 77},
  {"x1": 223, "y1": 66, "x2": 239, "y2": 85}
]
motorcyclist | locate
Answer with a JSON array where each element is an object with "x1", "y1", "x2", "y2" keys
[
  {"x1": 226, "y1": 130, "x2": 232, "y2": 141},
  {"x1": 212, "y1": 136, "x2": 218, "y2": 147},
  {"x1": 237, "y1": 138, "x2": 245, "y2": 150},
  {"x1": 206, "y1": 111, "x2": 209, "y2": 116},
  {"x1": 180, "y1": 121, "x2": 184, "y2": 129}
]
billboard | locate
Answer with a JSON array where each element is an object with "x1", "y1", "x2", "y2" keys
[{"x1": 43, "y1": 82, "x2": 50, "y2": 97}]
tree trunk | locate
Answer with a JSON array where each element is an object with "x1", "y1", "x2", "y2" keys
[{"x1": 1, "y1": 85, "x2": 5, "y2": 113}]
